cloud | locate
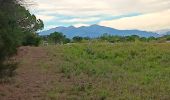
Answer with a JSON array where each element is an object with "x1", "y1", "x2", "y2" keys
[
  {"x1": 58, "y1": 17, "x2": 100, "y2": 23},
  {"x1": 36, "y1": 15, "x2": 56, "y2": 22},
  {"x1": 74, "y1": 24, "x2": 90, "y2": 27},
  {"x1": 44, "y1": 25, "x2": 58, "y2": 30},
  {"x1": 33, "y1": 0, "x2": 170, "y2": 15},
  {"x1": 99, "y1": 9, "x2": 170, "y2": 31},
  {"x1": 31, "y1": 0, "x2": 170, "y2": 30}
]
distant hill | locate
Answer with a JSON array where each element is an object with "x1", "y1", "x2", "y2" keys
[
  {"x1": 39, "y1": 25, "x2": 160, "y2": 38},
  {"x1": 162, "y1": 31, "x2": 170, "y2": 36},
  {"x1": 156, "y1": 29, "x2": 170, "y2": 35},
  {"x1": 165, "y1": 31, "x2": 170, "y2": 35}
]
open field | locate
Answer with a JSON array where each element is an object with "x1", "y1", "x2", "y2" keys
[
  {"x1": 46, "y1": 42, "x2": 170, "y2": 100},
  {"x1": 0, "y1": 42, "x2": 170, "y2": 100},
  {"x1": 1, "y1": 0, "x2": 170, "y2": 100}
]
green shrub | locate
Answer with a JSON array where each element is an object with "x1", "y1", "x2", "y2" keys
[
  {"x1": 22, "y1": 33, "x2": 41, "y2": 46},
  {"x1": 73, "y1": 36, "x2": 83, "y2": 42}
]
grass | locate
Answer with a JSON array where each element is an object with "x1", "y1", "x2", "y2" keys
[
  {"x1": 45, "y1": 42, "x2": 170, "y2": 100},
  {"x1": 0, "y1": 61, "x2": 18, "y2": 83}
]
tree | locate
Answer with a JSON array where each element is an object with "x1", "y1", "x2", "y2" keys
[
  {"x1": 125, "y1": 35, "x2": 140, "y2": 42},
  {"x1": 99, "y1": 34, "x2": 123, "y2": 43},
  {"x1": 0, "y1": 0, "x2": 44, "y2": 78},
  {"x1": 165, "y1": 35, "x2": 170, "y2": 41},
  {"x1": 83, "y1": 37, "x2": 91, "y2": 40},
  {"x1": 63, "y1": 38, "x2": 71, "y2": 44},
  {"x1": 49, "y1": 32, "x2": 66, "y2": 44},
  {"x1": 73, "y1": 36, "x2": 83, "y2": 42}
]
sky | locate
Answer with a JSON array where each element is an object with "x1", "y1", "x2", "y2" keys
[{"x1": 31, "y1": 0, "x2": 170, "y2": 31}]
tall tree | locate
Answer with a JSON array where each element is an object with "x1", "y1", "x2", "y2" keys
[{"x1": 0, "y1": 0, "x2": 44, "y2": 77}]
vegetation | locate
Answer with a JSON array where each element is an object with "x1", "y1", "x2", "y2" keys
[
  {"x1": 46, "y1": 42, "x2": 170, "y2": 99},
  {"x1": 41, "y1": 32, "x2": 71, "y2": 45},
  {"x1": 1, "y1": 0, "x2": 170, "y2": 99},
  {"x1": 22, "y1": 33, "x2": 42, "y2": 46},
  {"x1": 42, "y1": 33, "x2": 91, "y2": 45},
  {"x1": 49, "y1": 32, "x2": 65, "y2": 44},
  {"x1": 0, "y1": 0, "x2": 43, "y2": 78},
  {"x1": 73, "y1": 36, "x2": 83, "y2": 42},
  {"x1": 42, "y1": 33, "x2": 170, "y2": 45},
  {"x1": 99, "y1": 34, "x2": 158, "y2": 43}
]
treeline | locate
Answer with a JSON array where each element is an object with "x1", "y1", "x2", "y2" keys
[
  {"x1": 0, "y1": 0, "x2": 43, "y2": 78},
  {"x1": 98, "y1": 33, "x2": 170, "y2": 43},
  {"x1": 41, "y1": 32, "x2": 170, "y2": 45},
  {"x1": 41, "y1": 32, "x2": 90, "y2": 44}
]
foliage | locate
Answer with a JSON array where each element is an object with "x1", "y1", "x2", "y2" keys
[
  {"x1": 42, "y1": 32, "x2": 71, "y2": 45},
  {"x1": 49, "y1": 32, "x2": 65, "y2": 44},
  {"x1": 0, "y1": 0, "x2": 43, "y2": 78},
  {"x1": 164, "y1": 35, "x2": 170, "y2": 40},
  {"x1": 63, "y1": 38, "x2": 71, "y2": 44},
  {"x1": 73, "y1": 36, "x2": 83, "y2": 42},
  {"x1": 22, "y1": 33, "x2": 41, "y2": 46},
  {"x1": 99, "y1": 33, "x2": 159, "y2": 43},
  {"x1": 41, "y1": 33, "x2": 169, "y2": 45}
]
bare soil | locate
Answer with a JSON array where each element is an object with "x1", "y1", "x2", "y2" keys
[{"x1": 0, "y1": 46, "x2": 54, "y2": 100}]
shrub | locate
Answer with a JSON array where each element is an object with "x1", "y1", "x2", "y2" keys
[
  {"x1": 22, "y1": 33, "x2": 41, "y2": 46},
  {"x1": 49, "y1": 32, "x2": 67, "y2": 44},
  {"x1": 73, "y1": 36, "x2": 83, "y2": 42}
]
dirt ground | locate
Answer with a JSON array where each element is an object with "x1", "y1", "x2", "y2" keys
[{"x1": 0, "y1": 46, "x2": 55, "y2": 100}]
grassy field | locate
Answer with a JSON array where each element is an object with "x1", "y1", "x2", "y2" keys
[{"x1": 45, "y1": 42, "x2": 170, "y2": 100}]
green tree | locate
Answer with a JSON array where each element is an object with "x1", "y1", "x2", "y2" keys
[
  {"x1": 73, "y1": 36, "x2": 83, "y2": 42},
  {"x1": 165, "y1": 35, "x2": 170, "y2": 41},
  {"x1": 99, "y1": 34, "x2": 123, "y2": 43},
  {"x1": 125, "y1": 35, "x2": 140, "y2": 42},
  {"x1": 0, "y1": 0, "x2": 44, "y2": 78},
  {"x1": 49, "y1": 32, "x2": 66, "y2": 44},
  {"x1": 63, "y1": 38, "x2": 71, "y2": 44}
]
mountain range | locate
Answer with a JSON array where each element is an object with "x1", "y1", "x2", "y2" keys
[
  {"x1": 39, "y1": 25, "x2": 160, "y2": 38},
  {"x1": 156, "y1": 29, "x2": 170, "y2": 36}
]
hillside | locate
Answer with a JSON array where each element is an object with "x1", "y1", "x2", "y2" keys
[{"x1": 40, "y1": 25, "x2": 160, "y2": 38}]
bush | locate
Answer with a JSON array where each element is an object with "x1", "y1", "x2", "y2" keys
[
  {"x1": 0, "y1": 62, "x2": 18, "y2": 79},
  {"x1": 49, "y1": 32, "x2": 66, "y2": 44},
  {"x1": 73, "y1": 36, "x2": 83, "y2": 42},
  {"x1": 22, "y1": 33, "x2": 41, "y2": 46},
  {"x1": 63, "y1": 38, "x2": 71, "y2": 44}
]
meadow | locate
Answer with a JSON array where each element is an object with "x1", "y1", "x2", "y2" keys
[{"x1": 45, "y1": 42, "x2": 170, "y2": 100}]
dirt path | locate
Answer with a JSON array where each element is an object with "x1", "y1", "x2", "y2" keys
[{"x1": 0, "y1": 46, "x2": 54, "y2": 100}]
